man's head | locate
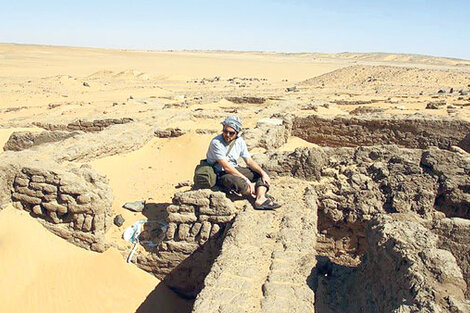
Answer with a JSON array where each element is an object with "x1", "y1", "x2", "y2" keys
[{"x1": 221, "y1": 115, "x2": 242, "y2": 143}]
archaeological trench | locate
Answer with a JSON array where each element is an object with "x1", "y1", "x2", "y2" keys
[{"x1": 1, "y1": 113, "x2": 470, "y2": 313}]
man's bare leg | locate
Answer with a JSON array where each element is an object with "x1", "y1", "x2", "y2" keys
[{"x1": 254, "y1": 185, "x2": 269, "y2": 207}]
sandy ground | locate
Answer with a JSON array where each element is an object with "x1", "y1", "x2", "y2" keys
[
  {"x1": 0, "y1": 205, "x2": 191, "y2": 313},
  {"x1": 1, "y1": 43, "x2": 469, "y2": 312}
]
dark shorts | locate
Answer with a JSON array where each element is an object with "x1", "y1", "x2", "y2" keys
[{"x1": 217, "y1": 167, "x2": 269, "y2": 195}]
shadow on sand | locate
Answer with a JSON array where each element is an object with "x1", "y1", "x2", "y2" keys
[{"x1": 136, "y1": 281, "x2": 194, "y2": 313}]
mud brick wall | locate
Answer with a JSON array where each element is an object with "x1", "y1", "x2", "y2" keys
[
  {"x1": 11, "y1": 165, "x2": 113, "y2": 252},
  {"x1": 3, "y1": 130, "x2": 79, "y2": 151},
  {"x1": 433, "y1": 218, "x2": 470, "y2": 298},
  {"x1": 136, "y1": 189, "x2": 239, "y2": 298},
  {"x1": 243, "y1": 117, "x2": 291, "y2": 150},
  {"x1": 315, "y1": 216, "x2": 469, "y2": 313},
  {"x1": 33, "y1": 117, "x2": 133, "y2": 132},
  {"x1": 292, "y1": 114, "x2": 470, "y2": 151}
]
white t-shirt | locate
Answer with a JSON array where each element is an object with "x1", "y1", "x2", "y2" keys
[{"x1": 206, "y1": 134, "x2": 251, "y2": 173}]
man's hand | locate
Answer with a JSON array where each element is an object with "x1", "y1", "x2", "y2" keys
[
  {"x1": 261, "y1": 173, "x2": 271, "y2": 187},
  {"x1": 246, "y1": 180, "x2": 256, "y2": 195},
  {"x1": 245, "y1": 157, "x2": 271, "y2": 187}
]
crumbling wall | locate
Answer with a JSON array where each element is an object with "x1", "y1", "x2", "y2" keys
[
  {"x1": 292, "y1": 114, "x2": 470, "y2": 152},
  {"x1": 0, "y1": 161, "x2": 19, "y2": 209},
  {"x1": 135, "y1": 190, "x2": 239, "y2": 298},
  {"x1": 254, "y1": 144, "x2": 470, "y2": 312},
  {"x1": 257, "y1": 145, "x2": 470, "y2": 264},
  {"x1": 433, "y1": 218, "x2": 470, "y2": 298},
  {"x1": 45, "y1": 122, "x2": 154, "y2": 162},
  {"x1": 421, "y1": 149, "x2": 470, "y2": 219},
  {"x1": 33, "y1": 117, "x2": 133, "y2": 132},
  {"x1": 243, "y1": 117, "x2": 292, "y2": 150},
  {"x1": 3, "y1": 130, "x2": 80, "y2": 151},
  {"x1": 315, "y1": 216, "x2": 469, "y2": 313},
  {"x1": 193, "y1": 180, "x2": 318, "y2": 313},
  {"x1": 10, "y1": 162, "x2": 113, "y2": 252}
]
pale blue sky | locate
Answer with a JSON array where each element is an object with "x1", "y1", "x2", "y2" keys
[{"x1": 0, "y1": 0, "x2": 468, "y2": 59}]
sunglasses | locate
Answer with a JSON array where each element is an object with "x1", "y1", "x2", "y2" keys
[{"x1": 223, "y1": 129, "x2": 237, "y2": 136}]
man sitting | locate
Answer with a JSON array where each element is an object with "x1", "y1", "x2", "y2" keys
[{"x1": 206, "y1": 115, "x2": 281, "y2": 210}]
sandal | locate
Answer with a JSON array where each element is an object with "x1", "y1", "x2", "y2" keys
[{"x1": 254, "y1": 199, "x2": 282, "y2": 210}]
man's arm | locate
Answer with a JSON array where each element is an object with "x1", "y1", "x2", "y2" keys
[
  {"x1": 217, "y1": 159, "x2": 256, "y2": 194},
  {"x1": 245, "y1": 157, "x2": 270, "y2": 186},
  {"x1": 217, "y1": 159, "x2": 251, "y2": 181}
]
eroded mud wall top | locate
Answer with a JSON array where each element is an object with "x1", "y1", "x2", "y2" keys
[
  {"x1": 193, "y1": 180, "x2": 318, "y2": 313},
  {"x1": 292, "y1": 114, "x2": 470, "y2": 152}
]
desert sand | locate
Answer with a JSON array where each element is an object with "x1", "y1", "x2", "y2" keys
[
  {"x1": 0, "y1": 205, "x2": 191, "y2": 313},
  {"x1": 1, "y1": 43, "x2": 470, "y2": 312}
]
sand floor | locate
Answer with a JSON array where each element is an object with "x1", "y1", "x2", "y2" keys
[{"x1": 0, "y1": 205, "x2": 192, "y2": 313}]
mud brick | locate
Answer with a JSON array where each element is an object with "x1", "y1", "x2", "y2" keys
[
  {"x1": 166, "y1": 205, "x2": 179, "y2": 213},
  {"x1": 32, "y1": 205, "x2": 43, "y2": 215},
  {"x1": 92, "y1": 215, "x2": 105, "y2": 232},
  {"x1": 198, "y1": 215, "x2": 234, "y2": 223},
  {"x1": 210, "y1": 223, "x2": 221, "y2": 238},
  {"x1": 157, "y1": 251, "x2": 188, "y2": 263},
  {"x1": 12, "y1": 192, "x2": 42, "y2": 205},
  {"x1": 199, "y1": 206, "x2": 234, "y2": 216},
  {"x1": 79, "y1": 121, "x2": 94, "y2": 127},
  {"x1": 22, "y1": 167, "x2": 48, "y2": 176},
  {"x1": 166, "y1": 223, "x2": 177, "y2": 240},
  {"x1": 44, "y1": 175, "x2": 60, "y2": 185},
  {"x1": 167, "y1": 204, "x2": 195, "y2": 213},
  {"x1": 199, "y1": 221, "x2": 212, "y2": 241},
  {"x1": 77, "y1": 194, "x2": 91, "y2": 204},
  {"x1": 60, "y1": 184, "x2": 87, "y2": 195},
  {"x1": 82, "y1": 215, "x2": 93, "y2": 232},
  {"x1": 167, "y1": 241, "x2": 199, "y2": 254},
  {"x1": 49, "y1": 211, "x2": 61, "y2": 223},
  {"x1": 42, "y1": 201, "x2": 67, "y2": 213},
  {"x1": 16, "y1": 186, "x2": 44, "y2": 198},
  {"x1": 177, "y1": 224, "x2": 191, "y2": 240},
  {"x1": 31, "y1": 175, "x2": 46, "y2": 183},
  {"x1": 30, "y1": 182, "x2": 57, "y2": 194},
  {"x1": 60, "y1": 194, "x2": 76, "y2": 204},
  {"x1": 74, "y1": 214, "x2": 85, "y2": 230},
  {"x1": 14, "y1": 177, "x2": 29, "y2": 187},
  {"x1": 68, "y1": 203, "x2": 91, "y2": 214},
  {"x1": 168, "y1": 212, "x2": 197, "y2": 223},
  {"x1": 190, "y1": 222, "x2": 202, "y2": 236}
]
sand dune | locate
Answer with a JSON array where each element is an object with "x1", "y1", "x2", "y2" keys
[{"x1": 0, "y1": 205, "x2": 191, "y2": 313}]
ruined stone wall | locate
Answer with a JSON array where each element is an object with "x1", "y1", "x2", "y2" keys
[
  {"x1": 258, "y1": 146, "x2": 470, "y2": 263},
  {"x1": 433, "y1": 218, "x2": 470, "y2": 298},
  {"x1": 254, "y1": 145, "x2": 470, "y2": 311},
  {"x1": 315, "y1": 216, "x2": 469, "y2": 313},
  {"x1": 135, "y1": 190, "x2": 239, "y2": 298},
  {"x1": 10, "y1": 163, "x2": 113, "y2": 252},
  {"x1": 46, "y1": 122, "x2": 154, "y2": 162},
  {"x1": 243, "y1": 117, "x2": 291, "y2": 150},
  {"x1": 3, "y1": 130, "x2": 80, "y2": 151},
  {"x1": 292, "y1": 114, "x2": 470, "y2": 152},
  {"x1": 33, "y1": 117, "x2": 133, "y2": 132},
  {"x1": 193, "y1": 180, "x2": 317, "y2": 313},
  {"x1": 0, "y1": 161, "x2": 19, "y2": 209}
]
